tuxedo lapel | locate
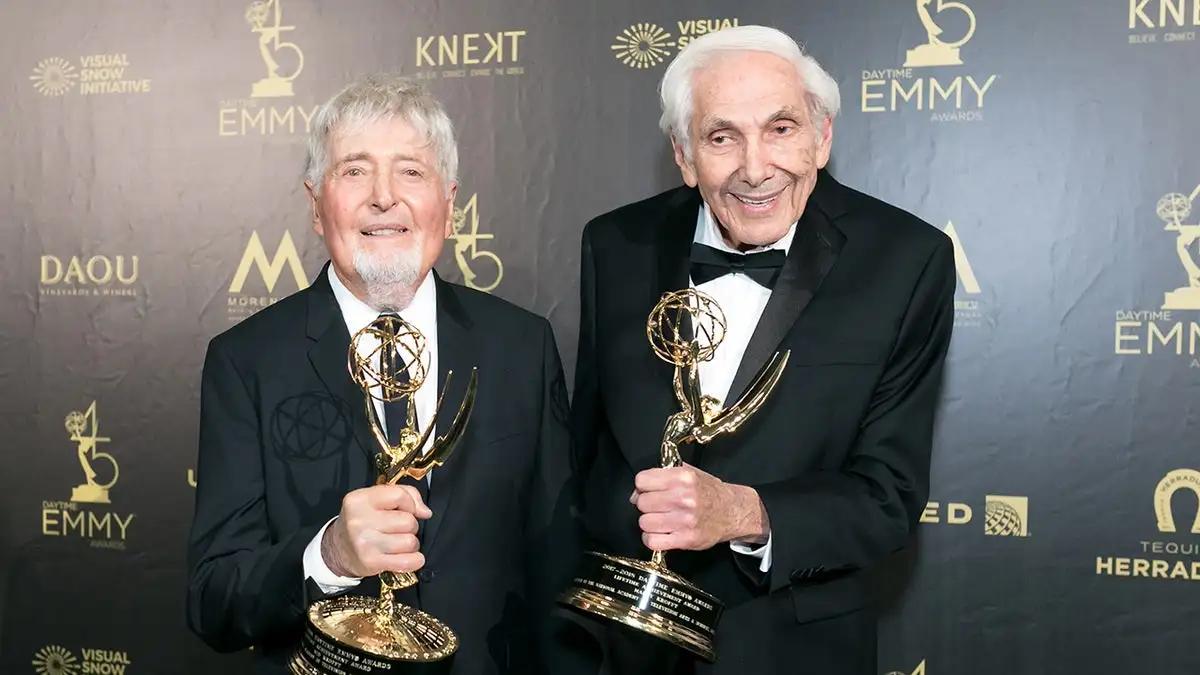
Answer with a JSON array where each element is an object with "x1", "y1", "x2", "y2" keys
[
  {"x1": 305, "y1": 264, "x2": 380, "y2": 473},
  {"x1": 420, "y1": 274, "x2": 477, "y2": 552},
  {"x1": 724, "y1": 172, "x2": 848, "y2": 404},
  {"x1": 645, "y1": 190, "x2": 704, "y2": 466},
  {"x1": 656, "y1": 192, "x2": 699, "y2": 297}
]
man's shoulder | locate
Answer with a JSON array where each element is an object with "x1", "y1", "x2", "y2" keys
[
  {"x1": 440, "y1": 279, "x2": 550, "y2": 336},
  {"x1": 827, "y1": 178, "x2": 950, "y2": 255},
  {"x1": 582, "y1": 185, "x2": 697, "y2": 244},
  {"x1": 206, "y1": 287, "x2": 311, "y2": 359}
]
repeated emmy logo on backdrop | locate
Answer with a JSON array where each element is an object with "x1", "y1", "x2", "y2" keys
[
  {"x1": 885, "y1": 660, "x2": 927, "y2": 675},
  {"x1": 1095, "y1": 469, "x2": 1200, "y2": 582},
  {"x1": 29, "y1": 54, "x2": 151, "y2": 97},
  {"x1": 860, "y1": 0, "x2": 996, "y2": 122},
  {"x1": 38, "y1": 254, "x2": 140, "y2": 299},
  {"x1": 609, "y1": 18, "x2": 739, "y2": 69},
  {"x1": 1114, "y1": 183, "x2": 1200, "y2": 367},
  {"x1": 920, "y1": 495, "x2": 1030, "y2": 538},
  {"x1": 1128, "y1": 0, "x2": 1199, "y2": 44},
  {"x1": 31, "y1": 645, "x2": 132, "y2": 675},
  {"x1": 39, "y1": 402, "x2": 135, "y2": 551},
  {"x1": 218, "y1": 0, "x2": 317, "y2": 139},
  {"x1": 409, "y1": 27, "x2": 527, "y2": 81}
]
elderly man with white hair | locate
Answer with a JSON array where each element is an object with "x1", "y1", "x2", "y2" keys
[
  {"x1": 568, "y1": 25, "x2": 955, "y2": 675},
  {"x1": 187, "y1": 74, "x2": 593, "y2": 675}
]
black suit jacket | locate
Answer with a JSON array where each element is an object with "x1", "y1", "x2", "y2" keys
[
  {"x1": 186, "y1": 264, "x2": 585, "y2": 675},
  {"x1": 570, "y1": 170, "x2": 956, "y2": 675}
]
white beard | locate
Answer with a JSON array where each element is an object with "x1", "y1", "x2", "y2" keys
[{"x1": 354, "y1": 241, "x2": 425, "y2": 312}]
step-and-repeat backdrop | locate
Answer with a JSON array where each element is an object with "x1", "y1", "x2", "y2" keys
[{"x1": 1, "y1": 0, "x2": 1196, "y2": 673}]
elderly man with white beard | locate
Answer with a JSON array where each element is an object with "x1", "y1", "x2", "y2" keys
[{"x1": 186, "y1": 73, "x2": 597, "y2": 675}]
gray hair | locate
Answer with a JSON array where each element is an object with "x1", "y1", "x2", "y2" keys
[
  {"x1": 658, "y1": 25, "x2": 841, "y2": 160},
  {"x1": 304, "y1": 73, "x2": 458, "y2": 193}
]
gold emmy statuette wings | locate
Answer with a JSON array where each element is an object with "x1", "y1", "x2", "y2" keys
[
  {"x1": 381, "y1": 368, "x2": 478, "y2": 485},
  {"x1": 289, "y1": 314, "x2": 477, "y2": 673}
]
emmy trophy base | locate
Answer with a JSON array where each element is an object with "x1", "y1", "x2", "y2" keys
[
  {"x1": 903, "y1": 44, "x2": 962, "y2": 67},
  {"x1": 70, "y1": 483, "x2": 109, "y2": 503},
  {"x1": 1164, "y1": 287, "x2": 1200, "y2": 310},
  {"x1": 558, "y1": 551, "x2": 723, "y2": 662},
  {"x1": 289, "y1": 596, "x2": 458, "y2": 674},
  {"x1": 252, "y1": 79, "x2": 294, "y2": 97}
]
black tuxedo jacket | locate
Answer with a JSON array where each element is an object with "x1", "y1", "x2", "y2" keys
[
  {"x1": 186, "y1": 264, "x2": 585, "y2": 675},
  {"x1": 570, "y1": 170, "x2": 956, "y2": 675}
]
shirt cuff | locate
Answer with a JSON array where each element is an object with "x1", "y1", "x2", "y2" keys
[
  {"x1": 303, "y1": 517, "x2": 363, "y2": 593},
  {"x1": 729, "y1": 532, "x2": 772, "y2": 573}
]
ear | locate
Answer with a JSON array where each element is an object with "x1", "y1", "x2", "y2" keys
[
  {"x1": 671, "y1": 134, "x2": 698, "y2": 188},
  {"x1": 443, "y1": 182, "x2": 459, "y2": 238},
  {"x1": 815, "y1": 117, "x2": 834, "y2": 169},
  {"x1": 305, "y1": 180, "x2": 324, "y2": 237}
]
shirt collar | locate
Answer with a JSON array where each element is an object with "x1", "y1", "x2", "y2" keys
[
  {"x1": 326, "y1": 263, "x2": 438, "y2": 339},
  {"x1": 694, "y1": 200, "x2": 797, "y2": 254}
]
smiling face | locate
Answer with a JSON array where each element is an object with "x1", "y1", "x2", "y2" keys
[
  {"x1": 305, "y1": 115, "x2": 456, "y2": 310},
  {"x1": 673, "y1": 50, "x2": 832, "y2": 251}
]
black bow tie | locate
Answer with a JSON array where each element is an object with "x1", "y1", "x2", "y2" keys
[{"x1": 689, "y1": 242, "x2": 786, "y2": 288}]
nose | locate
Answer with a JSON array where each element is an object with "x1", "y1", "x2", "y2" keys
[
  {"x1": 370, "y1": 171, "x2": 397, "y2": 211},
  {"x1": 741, "y1": 137, "x2": 772, "y2": 187}
]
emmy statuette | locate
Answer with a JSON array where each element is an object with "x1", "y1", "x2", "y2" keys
[
  {"x1": 290, "y1": 314, "x2": 478, "y2": 675},
  {"x1": 558, "y1": 289, "x2": 790, "y2": 662}
]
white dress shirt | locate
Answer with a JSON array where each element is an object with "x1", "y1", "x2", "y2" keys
[
  {"x1": 302, "y1": 264, "x2": 440, "y2": 593},
  {"x1": 690, "y1": 203, "x2": 797, "y2": 574}
]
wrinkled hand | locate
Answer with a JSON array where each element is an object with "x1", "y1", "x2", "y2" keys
[
  {"x1": 631, "y1": 464, "x2": 768, "y2": 552},
  {"x1": 322, "y1": 484, "x2": 432, "y2": 578}
]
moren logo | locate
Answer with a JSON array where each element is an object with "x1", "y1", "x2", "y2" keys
[
  {"x1": 30, "y1": 54, "x2": 151, "y2": 97},
  {"x1": 921, "y1": 495, "x2": 1029, "y2": 536},
  {"x1": 228, "y1": 231, "x2": 309, "y2": 323},
  {"x1": 1096, "y1": 469, "x2": 1200, "y2": 581},
  {"x1": 412, "y1": 30, "x2": 526, "y2": 81},
  {"x1": 611, "y1": 19, "x2": 740, "y2": 69},
  {"x1": 1113, "y1": 184, "x2": 1200, "y2": 367},
  {"x1": 448, "y1": 194, "x2": 503, "y2": 292},
  {"x1": 885, "y1": 660, "x2": 927, "y2": 675},
  {"x1": 32, "y1": 645, "x2": 132, "y2": 675},
  {"x1": 41, "y1": 402, "x2": 134, "y2": 550},
  {"x1": 1128, "y1": 0, "x2": 1198, "y2": 44},
  {"x1": 219, "y1": 0, "x2": 317, "y2": 138},
  {"x1": 861, "y1": 0, "x2": 996, "y2": 122},
  {"x1": 942, "y1": 221, "x2": 985, "y2": 328},
  {"x1": 39, "y1": 254, "x2": 140, "y2": 298}
]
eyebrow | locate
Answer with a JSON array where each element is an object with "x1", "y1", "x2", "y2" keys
[
  {"x1": 766, "y1": 106, "x2": 806, "y2": 124},
  {"x1": 698, "y1": 117, "x2": 735, "y2": 136},
  {"x1": 698, "y1": 107, "x2": 807, "y2": 136},
  {"x1": 334, "y1": 151, "x2": 426, "y2": 166}
]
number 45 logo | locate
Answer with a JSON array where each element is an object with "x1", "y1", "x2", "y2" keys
[{"x1": 904, "y1": 0, "x2": 978, "y2": 68}]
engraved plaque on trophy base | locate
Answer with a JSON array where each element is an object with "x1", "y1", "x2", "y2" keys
[
  {"x1": 288, "y1": 596, "x2": 457, "y2": 674},
  {"x1": 559, "y1": 551, "x2": 724, "y2": 662}
]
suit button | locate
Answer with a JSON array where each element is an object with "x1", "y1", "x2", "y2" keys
[{"x1": 418, "y1": 569, "x2": 437, "y2": 583}]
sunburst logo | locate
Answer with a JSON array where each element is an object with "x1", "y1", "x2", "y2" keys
[
  {"x1": 612, "y1": 23, "x2": 674, "y2": 69},
  {"x1": 30, "y1": 58, "x2": 79, "y2": 97},
  {"x1": 32, "y1": 646, "x2": 79, "y2": 675}
]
